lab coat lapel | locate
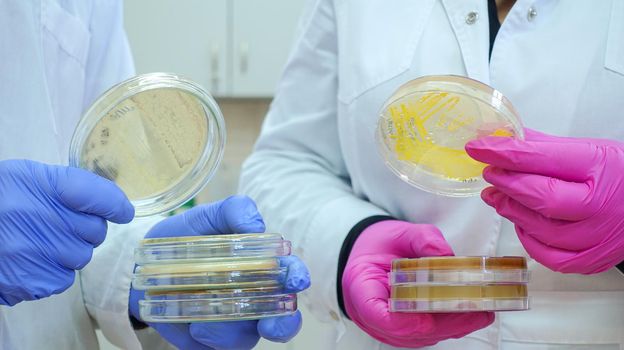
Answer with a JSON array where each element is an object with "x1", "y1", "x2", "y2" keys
[{"x1": 440, "y1": 0, "x2": 490, "y2": 83}]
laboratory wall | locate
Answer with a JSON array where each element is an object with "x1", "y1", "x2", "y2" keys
[
  {"x1": 124, "y1": 0, "x2": 306, "y2": 98},
  {"x1": 96, "y1": 1, "x2": 328, "y2": 349}
]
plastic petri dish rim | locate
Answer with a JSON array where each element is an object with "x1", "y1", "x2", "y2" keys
[
  {"x1": 390, "y1": 283, "x2": 528, "y2": 300},
  {"x1": 389, "y1": 284, "x2": 529, "y2": 312},
  {"x1": 376, "y1": 75, "x2": 524, "y2": 197},
  {"x1": 135, "y1": 233, "x2": 291, "y2": 265},
  {"x1": 389, "y1": 297, "x2": 530, "y2": 313},
  {"x1": 69, "y1": 72, "x2": 225, "y2": 217},
  {"x1": 132, "y1": 259, "x2": 286, "y2": 291},
  {"x1": 139, "y1": 233, "x2": 286, "y2": 246},
  {"x1": 389, "y1": 269, "x2": 530, "y2": 285},
  {"x1": 392, "y1": 256, "x2": 527, "y2": 271},
  {"x1": 139, "y1": 292, "x2": 297, "y2": 322},
  {"x1": 144, "y1": 286, "x2": 288, "y2": 300}
]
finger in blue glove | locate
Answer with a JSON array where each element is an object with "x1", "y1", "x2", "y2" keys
[
  {"x1": 257, "y1": 311, "x2": 303, "y2": 343},
  {"x1": 146, "y1": 195, "x2": 265, "y2": 239},
  {"x1": 280, "y1": 256, "x2": 311, "y2": 293},
  {"x1": 0, "y1": 159, "x2": 134, "y2": 306},
  {"x1": 190, "y1": 321, "x2": 261, "y2": 350},
  {"x1": 52, "y1": 165, "x2": 135, "y2": 223}
]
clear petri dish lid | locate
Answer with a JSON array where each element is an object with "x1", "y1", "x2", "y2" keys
[
  {"x1": 390, "y1": 269, "x2": 530, "y2": 285},
  {"x1": 132, "y1": 258, "x2": 286, "y2": 291},
  {"x1": 392, "y1": 256, "x2": 527, "y2": 272},
  {"x1": 69, "y1": 72, "x2": 226, "y2": 217},
  {"x1": 139, "y1": 291, "x2": 297, "y2": 322},
  {"x1": 389, "y1": 297, "x2": 530, "y2": 313},
  {"x1": 376, "y1": 75, "x2": 524, "y2": 197},
  {"x1": 389, "y1": 284, "x2": 529, "y2": 312},
  {"x1": 135, "y1": 233, "x2": 291, "y2": 265}
]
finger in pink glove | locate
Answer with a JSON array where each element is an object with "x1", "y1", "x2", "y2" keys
[
  {"x1": 342, "y1": 220, "x2": 494, "y2": 347},
  {"x1": 466, "y1": 128, "x2": 624, "y2": 274}
]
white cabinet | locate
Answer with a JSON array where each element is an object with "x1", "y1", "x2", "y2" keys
[
  {"x1": 230, "y1": 0, "x2": 305, "y2": 97},
  {"x1": 124, "y1": 0, "x2": 228, "y2": 95},
  {"x1": 123, "y1": 1, "x2": 305, "y2": 97}
]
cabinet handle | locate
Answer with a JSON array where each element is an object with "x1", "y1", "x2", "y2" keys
[
  {"x1": 239, "y1": 41, "x2": 249, "y2": 74},
  {"x1": 210, "y1": 43, "x2": 220, "y2": 93}
]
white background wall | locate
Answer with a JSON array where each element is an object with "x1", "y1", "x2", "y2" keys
[{"x1": 123, "y1": 0, "x2": 306, "y2": 98}]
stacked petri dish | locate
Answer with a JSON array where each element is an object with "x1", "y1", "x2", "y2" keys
[
  {"x1": 132, "y1": 233, "x2": 298, "y2": 322},
  {"x1": 389, "y1": 256, "x2": 530, "y2": 313},
  {"x1": 376, "y1": 75, "x2": 524, "y2": 197}
]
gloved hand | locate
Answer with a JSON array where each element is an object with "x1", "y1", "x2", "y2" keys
[
  {"x1": 342, "y1": 220, "x2": 494, "y2": 348},
  {"x1": 466, "y1": 128, "x2": 624, "y2": 274},
  {"x1": 129, "y1": 195, "x2": 311, "y2": 350},
  {"x1": 0, "y1": 159, "x2": 134, "y2": 306}
]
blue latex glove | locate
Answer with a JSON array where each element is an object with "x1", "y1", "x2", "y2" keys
[
  {"x1": 129, "y1": 195, "x2": 311, "y2": 350},
  {"x1": 0, "y1": 159, "x2": 134, "y2": 306}
]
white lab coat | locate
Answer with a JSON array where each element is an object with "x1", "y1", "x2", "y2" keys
[
  {"x1": 240, "y1": 0, "x2": 624, "y2": 349},
  {"x1": 0, "y1": 1, "x2": 170, "y2": 349}
]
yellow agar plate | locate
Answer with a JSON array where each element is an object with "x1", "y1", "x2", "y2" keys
[{"x1": 376, "y1": 75, "x2": 523, "y2": 197}]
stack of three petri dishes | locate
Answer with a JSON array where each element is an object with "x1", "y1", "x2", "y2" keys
[{"x1": 132, "y1": 233, "x2": 298, "y2": 323}]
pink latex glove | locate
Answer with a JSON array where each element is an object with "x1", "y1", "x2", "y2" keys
[
  {"x1": 466, "y1": 128, "x2": 624, "y2": 274},
  {"x1": 342, "y1": 220, "x2": 495, "y2": 347}
]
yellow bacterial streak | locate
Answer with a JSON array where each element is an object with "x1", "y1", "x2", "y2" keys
[{"x1": 388, "y1": 93, "x2": 511, "y2": 181}]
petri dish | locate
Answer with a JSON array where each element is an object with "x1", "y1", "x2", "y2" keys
[
  {"x1": 135, "y1": 233, "x2": 291, "y2": 265},
  {"x1": 389, "y1": 256, "x2": 529, "y2": 313},
  {"x1": 390, "y1": 269, "x2": 530, "y2": 285},
  {"x1": 69, "y1": 72, "x2": 225, "y2": 216},
  {"x1": 132, "y1": 258, "x2": 286, "y2": 291},
  {"x1": 389, "y1": 292, "x2": 529, "y2": 313},
  {"x1": 132, "y1": 233, "x2": 299, "y2": 321},
  {"x1": 139, "y1": 289, "x2": 297, "y2": 322},
  {"x1": 392, "y1": 256, "x2": 527, "y2": 271},
  {"x1": 376, "y1": 75, "x2": 524, "y2": 197},
  {"x1": 145, "y1": 286, "x2": 288, "y2": 300}
]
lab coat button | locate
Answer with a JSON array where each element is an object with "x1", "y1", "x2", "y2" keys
[
  {"x1": 330, "y1": 310, "x2": 339, "y2": 321},
  {"x1": 527, "y1": 7, "x2": 537, "y2": 21},
  {"x1": 465, "y1": 11, "x2": 479, "y2": 25}
]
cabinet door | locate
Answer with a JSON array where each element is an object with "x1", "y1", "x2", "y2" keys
[
  {"x1": 230, "y1": 0, "x2": 306, "y2": 97},
  {"x1": 124, "y1": 0, "x2": 227, "y2": 96}
]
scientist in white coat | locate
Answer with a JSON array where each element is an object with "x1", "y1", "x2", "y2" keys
[
  {"x1": 0, "y1": 1, "x2": 146, "y2": 348},
  {"x1": 240, "y1": 0, "x2": 624, "y2": 349},
  {"x1": 0, "y1": 1, "x2": 309, "y2": 349}
]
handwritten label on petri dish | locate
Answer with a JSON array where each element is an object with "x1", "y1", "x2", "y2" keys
[{"x1": 80, "y1": 88, "x2": 208, "y2": 200}]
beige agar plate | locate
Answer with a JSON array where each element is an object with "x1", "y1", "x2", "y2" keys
[{"x1": 70, "y1": 73, "x2": 225, "y2": 216}]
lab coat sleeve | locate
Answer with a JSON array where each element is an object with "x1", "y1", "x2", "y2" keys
[
  {"x1": 81, "y1": 218, "x2": 164, "y2": 350},
  {"x1": 78, "y1": 2, "x2": 169, "y2": 349},
  {"x1": 238, "y1": 0, "x2": 388, "y2": 329}
]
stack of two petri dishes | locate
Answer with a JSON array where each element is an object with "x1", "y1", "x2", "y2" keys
[
  {"x1": 132, "y1": 233, "x2": 298, "y2": 323},
  {"x1": 377, "y1": 76, "x2": 531, "y2": 313},
  {"x1": 389, "y1": 256, "x2": 530, "y2": 313}
]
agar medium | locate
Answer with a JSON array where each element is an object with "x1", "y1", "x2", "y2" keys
[
  {"x1": 69, "y1": 73, "x2": 225, "y2": 216},
  {"x1": 376, "y1": 75, "x2": 523, "y2": 197}
]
